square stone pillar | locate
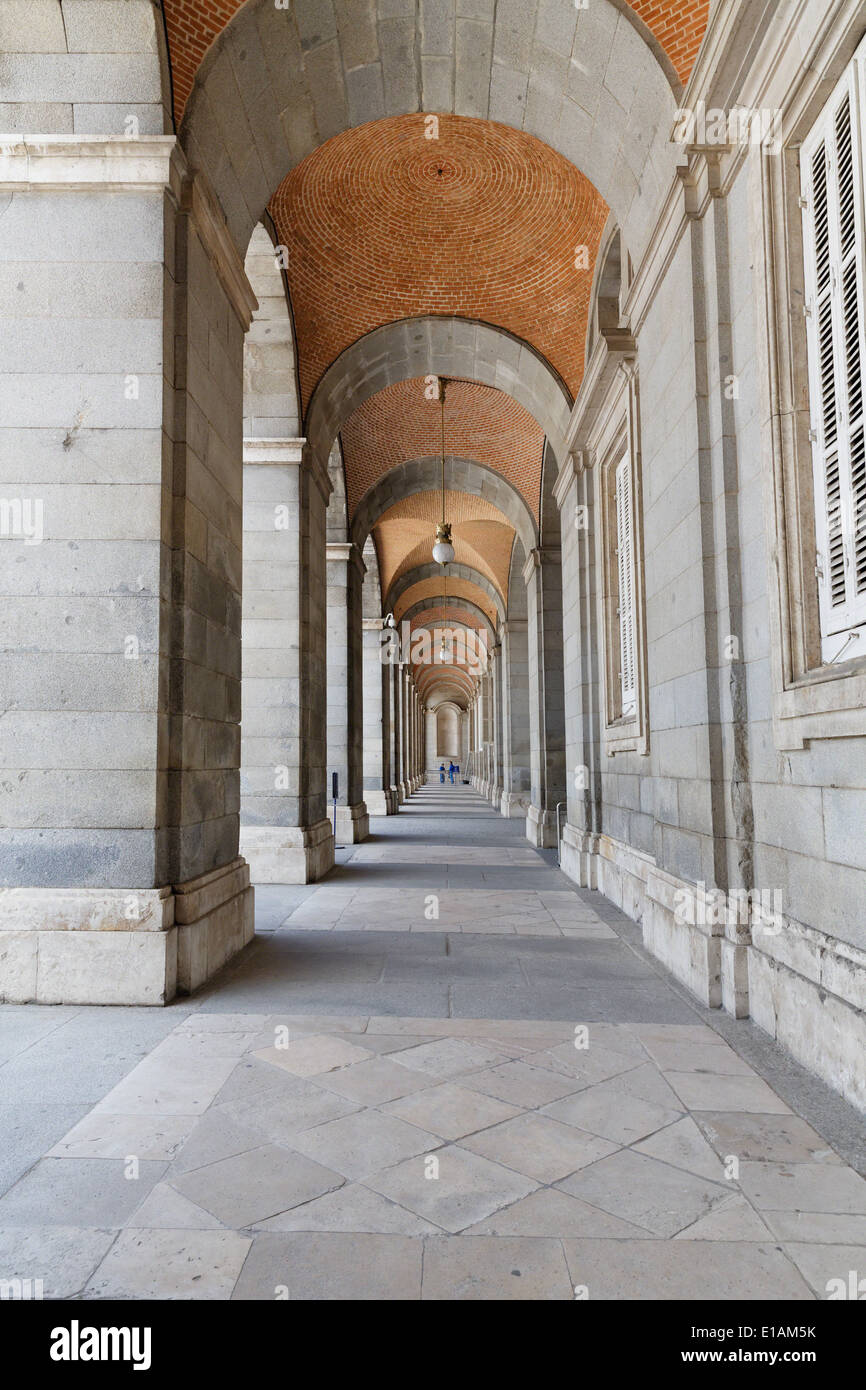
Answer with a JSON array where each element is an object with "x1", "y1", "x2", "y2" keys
[
  {"x1": 489, "y1": 641, "x2": 504, "y2": 807},
  {"x1": 500, "y1": 618, "x2": 532, "y2": 818},
  {"x1": 389, "y1": 660, "x2": 403, "y2": 804},
  {"x1": 524, "y1": 546, "x2": 567, "y2": 848},
  {"x1": 326, "y1": 542, "x2": 369, "y2": 843},
  {"x1": 0, "y1": 137, "x2": 258, "y2": 1004},
  {"x1": 362, "y1": 617, "x2": 395, "y2": 815},
  {"x1": 240, "y1": 441, "x2": 335, "y2": 882},
  {"x1": 398, "y1": 665, "x2": 411, "y2": 799}
]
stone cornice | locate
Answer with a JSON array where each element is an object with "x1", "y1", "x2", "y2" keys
[
  {"x1": 0, "y1": 134, "x2": 182, "y2": 192},
  {"x1": 521, "y1": 546, "x2": 561, "y2": 586},
  {"x1": 243, "y1": 438, "x2": 306, "y2": 465}
]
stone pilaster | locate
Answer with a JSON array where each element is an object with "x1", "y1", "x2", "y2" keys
[
  {"x1": 326, "y1": 542, "x2": 369, "y2": 843},
  {"x1": 240, "y1": 440, "x2": 336, "y2": 883},
  {"x1": 524, "y1": 546, "x2": 567, "y2": 848}
]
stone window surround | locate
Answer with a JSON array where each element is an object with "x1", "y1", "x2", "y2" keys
[
  {"x1": 755, "y1": 25, "x2": 866, "y2": 751},
  {"x1": 566, "y1": 348, "x2": 650, "y2": 758}
]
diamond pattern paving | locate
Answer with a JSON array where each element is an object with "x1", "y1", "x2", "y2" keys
[{"x1": 2, "y1": 1013, "x2": 864, "y2": 1299}]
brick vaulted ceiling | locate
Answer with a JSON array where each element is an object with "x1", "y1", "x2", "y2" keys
[
  {"x1": 270, "y1": 114, "x2": 607, "y2": 409},
  {"x1": 341, "y1": 378, "x2": 545, "y2": 522},
  {"x1": 162, "y1": 2, "x2": 711, "y2": 125}
]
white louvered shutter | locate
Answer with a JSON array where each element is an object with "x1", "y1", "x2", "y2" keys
[
  {"x1": 615, "y1": 453, "x2": 637, "y2": 718},
  {"x1": 801, "y1": 38, "x2": 866, "y2": 659}
]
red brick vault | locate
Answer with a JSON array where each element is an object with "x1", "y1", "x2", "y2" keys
[{"x1": 163, "y1": 0, "x2": 710, "y2": 123}]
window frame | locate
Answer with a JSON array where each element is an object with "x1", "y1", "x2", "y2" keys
[{"x1": 755, "y1": 27, "x2": 866, "y2": 749}]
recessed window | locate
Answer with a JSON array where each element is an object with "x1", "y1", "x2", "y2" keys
[{"x1": 801, "y1": 44, "x2": 866, "y2": 664}]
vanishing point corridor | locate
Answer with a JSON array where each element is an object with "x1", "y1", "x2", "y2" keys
[{"x1": 2, "y1": 786, "x2": 864, "y2": 1301}]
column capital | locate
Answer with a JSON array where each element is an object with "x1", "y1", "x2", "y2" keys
[
  {"x1": 522, "y1": 547, "x2": 561, "y2": 586},
  {"x1": 326, "y1": 541, "x2": 366, "y2": 576},
  {"x1": 362, "y1": 617, "x2": 385, "y2": 631},
  {"x1": 244, "y1": 438, "x2": 333, "y2": 505},
  {"x1": 243, "y1": 438, "x2": 306, "y2": 466}
]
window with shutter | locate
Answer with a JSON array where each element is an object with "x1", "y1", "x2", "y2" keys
[
  {"x1": 615, "y1": 453, "x2": 637, "y2": 718},
  {"x1": 801, "y1": 44, "x2": 866, "y2": 662}
]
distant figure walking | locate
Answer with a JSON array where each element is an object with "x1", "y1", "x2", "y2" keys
[
  {"x1": 448, "y1": 761, "x2": 455, "y2": 784},
  {"x1": 439, "y1": 763, "x2": 445, "y2": 784}
]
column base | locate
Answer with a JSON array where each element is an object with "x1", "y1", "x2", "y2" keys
[
  {"x1": 525, "y1": 803, "x2": 557, "y2": 848},
  {"x1": 500, "y1": 791, "x2": 530, "y2": 818},
  {"x1": 364, "y1": 789, "x2": 394, "y2": 816},
  {"x1": 398, "y1": 781, "x2": 410, "y2": 800},
  {"x1": 489, "y1": 784, "x2": 503, "y2": 808},
  {"x1": 335, "y1": 803, "x2": 370, "y2": 843},
  {"x1": 240, "y1": 820, "x2": 335, "y2": 884},
  {"x1": 0, "y1": 858, "x2": 254, "y2": 1006}
]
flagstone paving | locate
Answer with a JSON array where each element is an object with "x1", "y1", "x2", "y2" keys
[{"x1": 0, "y1": 785, "x2": 864, "y2": 1299}]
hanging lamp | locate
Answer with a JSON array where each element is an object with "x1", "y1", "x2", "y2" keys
[{"x1": 432, "y1": 377, "x2": 455, "y2": 565}]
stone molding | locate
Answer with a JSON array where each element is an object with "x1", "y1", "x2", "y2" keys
[
  {"x1": 182, "y1": 171, "x2": 258, "y2": 331},
  {"x1": 243, "y1": 438, "x2": 332, "y2": 506}
]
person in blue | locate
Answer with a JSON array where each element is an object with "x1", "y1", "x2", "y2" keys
[
  {"x1": 448, "y1": 761, "x2": 455, "y2": 784},
  {"x1": 439, "y1": 763, "x2": 445, "y2": 784}
]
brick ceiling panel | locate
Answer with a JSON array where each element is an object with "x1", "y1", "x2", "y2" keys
[
  {"x1": 270, "y1": 113, "x2": 607, "y2": 408},
  {"x1": 372, "y1": 491, "x2": 515, "y2": 602},
  {"x1": 342, "y1": 378, "x2": 545, "y2": 521},
  {"x1": 394, "y1": 578, "x2": 498, "y2": 629}
]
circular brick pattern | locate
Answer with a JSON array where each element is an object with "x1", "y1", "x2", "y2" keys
[{"x1": 270, "y1": 113, "x2": 607, "y2": 408}]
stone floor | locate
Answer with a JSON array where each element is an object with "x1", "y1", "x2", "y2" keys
[{"x1": 1, "y1": 784, "x2": 865, "y2": 1300}]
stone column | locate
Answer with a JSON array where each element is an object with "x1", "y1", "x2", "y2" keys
[
  {"x1": 425, "y1": 706, "x2": 437, "y2": 777},
  {"x1": 0, "y1": 138, "x2": 258, "y2": 1005},
  {"x1": 524, "y1": 546, "x2": 567, "y2": 848},
  {"x1": 389, "y1": 661, "x2": 403, "y2": 805},
  {"x1": 500, "y1": 618, "x2": 532, "y2": 818},
  {"x1": 398, "y1": 665, "x2": 410, "y2": 800},
  {"x1": 241, "y1": 441, "x2": 336, "y2": 884},
  {"x1": 362, "y1": 617, "x2": 394, "y2": 815},
  {"x1": 326, "y1": 542, "x2": 369, "y2": 843},
  {"x1": 489, "y1": 641, "x2": 504, "y2": 807}
]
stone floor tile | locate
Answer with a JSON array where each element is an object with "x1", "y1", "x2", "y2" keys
[
  {"x1": 287, "y1": 1108, "x2": 442, "y2": 1181},
  {"x1": 543, "y1": 1082, "x2": 681, "y2": 1146},
  {"x1": 421, "y1": 1235, "x2": 574, "y2": 1300},
  {"x1": 464, "y1": 1186, "x2": 656, "y2": 1239},
  {"x1": 255, "y1": 1183, "x2": 440, "y2": 1235},
  {"x1": 639, "y1": 1038, "x2": 755, "y2": 1075},
  {"x1": 737, "y1": 1161, "x2": 866, "y2": 1214},
  {"x1": 663, "y1": 1071, "x2": 793, "y2": 1114},
  {"x1": 126, "y1": 1183, "x2": 225, "y2": 1230},
  {"x1": 523, "y1": 1040, "x2": 644, "y2": 1088},
  {"x1": 366, "y1": 1144, "x2": 537, "y2": 1233},
  {"x1": 461, "y1": 1111, "x2": 617, "y2": 1183},
  {"x1": 90, "y1": 1055, "x2": 239, "y2": 1117},
  {"x1": 673, "y1": 1197, "x2": 775, "y2": 1241},
  {"x1": 171, "y1": 1144, "x2": 344, "y2": 1227},
  {"x1": 85, "y1": 1228, "x2": 251, "y2": 1300},
  {"x1": 634, "y1": 1116, "x2": 729, "y2": 1182},
  {"x1": 0, "y1": 1225, "x2": 116, "y2": 1299},
  {"x1": 219, "y1": 1084, "x2": 361, "y2": 1147},
  {"x1": 231, "y1": 1233, "x2": 423, "y2": 1300},
  {"x1": 384, "y1": 1081, "x2": 522, "y2": 1140},
  {"x1": 781, "y1": 1243, "x2": 866, "y2": 1299},
  {"x1": 168, "y1": 1109, "x2": 265, "y2": 1176},
  {"x1": 461, "y1": 1060, "x2": 584, "y2": 1108},
  {"x1": 559, "y1": 1149, "x2": 732, "y2": 1237},
  {"x1": 561, "y1": 1238, "x2": 815, "y2": 1300},
  {"x1": 389, "y1": 1037, "x2": 510, "y2": 1079},
  {"x1": 695, "y1": 1111, "x2": 844, "y2": 1165},
  {"x1": 763, "y1": 1211, "x2": 866, "y2": 1244},
  {"x1": 316, "y1": 1056, "x2": 435, "y2": 1106},
  {"x1": 252, "y1": 1034, "x2": 374, "y2": 1077},
  {"x1": 46, "y1": 1112, "x2": 194, "y2": 1162},
  {"x1": 0, "y1": 1158, "x2": 168, "y2": 1228}
]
